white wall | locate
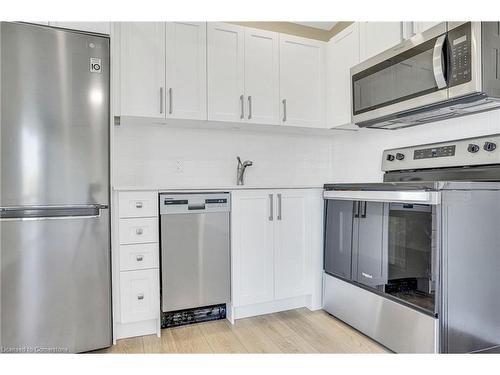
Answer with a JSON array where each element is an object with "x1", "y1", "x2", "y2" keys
[
  {"x1": 113, "y1": 119, "x2": 333, "y2": 188},
  {"x1": 330, "y1": 110, "x2": 500, "y2": 183}
]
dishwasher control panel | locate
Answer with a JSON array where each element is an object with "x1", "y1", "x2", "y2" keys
[{"x1": 159, "y1": 192, "x2": 231, "y2": 214}]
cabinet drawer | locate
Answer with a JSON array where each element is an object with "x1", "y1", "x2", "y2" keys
[
  {"x1": 119, "y1": 191, "x2": 158, "y2": 218},
  {"x1": 119, "y1": 269, "x2": 160, "y2": 323},
  {"x1": 120, "y1": 243, "x2": 159, "y2": 271},
  {"x1": 119, "y1": 218, "x2": 158, "y2": 244}
]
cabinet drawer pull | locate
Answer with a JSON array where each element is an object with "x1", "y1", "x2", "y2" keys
[
  {"x1": 282, "y1": 99, "x2": 287, "y2": 122},
  {"x1": 240, "y1": 94, "x2": 244, "y2": 119},
  {"x1": 137, "y1": 294, "x2": 144, "y2": 300},
  {"x1": 136, "y1": 255, "x2": 144, "y2": 262},
  {"x1": 248, "y1": 96, "x2": 252, "y2": 119},
  {"x1": 135, "y1": 228, "x2": 144, "y2": 235},
  {"x1": 277, "y1": 193, "x2": 282, "y2": 221},
  {"x1": 269, "y1": 194, "x2": 273, "y2": 221},
  {"x1": 362, "y1": 272, "x2": 373, "y2": 279},
  {"x1": 135, "y1": 201, "x2": 143, "y2": 209},
  {"x1": 160, "y1": 87, "x2": 164, "y2": 114},
  {"x1": 169, "y1": 87, "x2": 173, "y2": 114}
]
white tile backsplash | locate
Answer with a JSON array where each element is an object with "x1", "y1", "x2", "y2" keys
[{"x1": 113, "y1": 119, "x2": 333, "y2": 188}]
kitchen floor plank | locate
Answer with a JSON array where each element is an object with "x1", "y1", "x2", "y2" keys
[{"x1": 99, "y1": 308, "x2": 389, "y2": 354}]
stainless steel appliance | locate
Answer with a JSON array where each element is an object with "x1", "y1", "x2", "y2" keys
[
  {"x1": 323, "y1": 134, "x2": 500, "y2": 353},
  {"x1": 160, "y1": 192, "x2": 230, "y2": 322},
  {"x1": 351, "y1": 22, "x2": 500, "y2": 129},
  {"x1": 0, "y1": 22, "x2": 111, "y2": 353}
]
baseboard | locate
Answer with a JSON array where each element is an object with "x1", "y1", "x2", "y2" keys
[
  {"x1": 115, "y1": 319, "x2": 158, "y2": 340},
  {"x1": 233, "y1": 295, "x2": 309, "y2": 320}
]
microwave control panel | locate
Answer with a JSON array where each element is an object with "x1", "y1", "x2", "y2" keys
[{"x1": 448, "y1": 22, "x2": 472, "y2": 87}]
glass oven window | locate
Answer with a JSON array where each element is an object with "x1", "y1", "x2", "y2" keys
[
  {"x1": 352, "y1": 35, "x2": 446, "y2": 116},
  {"x1": 385, "y1": 203, "x2": 434, "y2": 313}
]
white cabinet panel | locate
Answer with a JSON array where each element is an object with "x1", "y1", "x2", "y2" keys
[
  {"x1": 49, "y1": 22, "x2": 111, "y2": 35},
  {"x1": 232, "y1": 191, "x2": 274, "y2": 306},
  {"x1": 244, "y1": 28, "x2": 280, "y2": 125},
  {"x1": 274, "y1": 191, "x2": 307, "y2": 299},
  {"x1": 119, "y1": 217, "x2": 159, "y2": 245},
  {"x1": 326, "y1": 23, "x2": 360, "y2": 128},
  {"x1": 120, "y1": 22, "x2": 165, "y2": 118},
  {"x1": 120, "y1": 243, "x2": 159, "y2": 271},
  {"x1": 166, "y1": 22, "x2": 207, "y2": 120},
  {"x1": 118, "y1": 191, "x2": 158, "y2": 218},
  {"x1": 207, "y1": 23, "x2": 245, "y2": 122},
  {"x1": 359, "y1": 22, "x2": 402, "y2": 61},
  {"x1": 413, "y1": 22, "x2": 442, "y2": 36},
  {"x1": 279, "y1": 34, "x2": 325, "y2": 128},
  {"x1": 119, "y1": 269, "x2": 159, "y2": 323}
]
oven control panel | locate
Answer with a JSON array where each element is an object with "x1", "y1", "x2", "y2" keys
[{"x1": 382, "y1": 134, "x2": 500, "y2": 172}]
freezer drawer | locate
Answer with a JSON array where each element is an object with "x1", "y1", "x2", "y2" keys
[
  {"x1": 160, "y1": 211, "x2": 230, "y2": 312},
  {"x1": 0, "y1": 209, "x2": 111, "y2": 353}
]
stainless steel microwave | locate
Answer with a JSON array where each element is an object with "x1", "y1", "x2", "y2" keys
[{"x1": 351, "y1": 22, "x2": 500, "y2": 129}]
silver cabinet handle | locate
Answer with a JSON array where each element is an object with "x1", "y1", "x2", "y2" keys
[
  {"x1": 248, "y1": 96, "x2": 252, "y2": 119},
  {"x1": 282, "y1": 99, "x2": 287, "y2": 122},
  {"x1": 240, "y1": 94, "x2": 244, "y2": 119},
  {"x1": 135, "y1": 228, "x2": 143, "y2": 235},
  {"x1": 277, "y1": 194, "x2": 282, "y2": 221},
  {"x1": 136, "y1": 255, "x2": 144, "y2": 262},
  {"x1": 137, "y1": 294, "x2": 144, "y2": 300},
  {"x1": 160, "y1": 87, "x2": 164, "y2": 114},
  {"x1": 168, "y1": 87, "x2": 173, "y2": 114},
  {"x1": 135, "y1": 201, "x2": 143, "y2": 209},
  {"x1": 353, "y1": 201, "x2": 360, "y2": 218},
  {"x1": 269, "y1": 194, "x2": 273, "y2": 221},
  {"x1": 361, "y1": 201, "x2": 367, "y2": 218},
  {"x1": 432, "y1": 34, "x2": 447, "y2": 89},
  {"x1": 361, "y1": 272, "x2": 373, "y2": 279}
]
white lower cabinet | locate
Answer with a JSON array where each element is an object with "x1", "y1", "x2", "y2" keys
[
  {"x1": 113, "y1": 190, "x2": 161, "y2": 341},
  {"x1": 119, "y1": 269, "x2": 160, "y2": 323},
  {"x1": 231, "y1": 189, "x2": 323, "y2": 320}
]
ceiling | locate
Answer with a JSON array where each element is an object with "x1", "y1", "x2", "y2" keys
[{"x1": 292, "y1": 22, "x2": 338, "y2": 31}]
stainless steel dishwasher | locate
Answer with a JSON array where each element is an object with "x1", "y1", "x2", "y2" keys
[{"x1": 159, "y1": 192, "x2": 230, "y2": 327}]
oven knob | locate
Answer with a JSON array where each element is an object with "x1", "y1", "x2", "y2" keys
[
  {"x1": 484, "y1": 142, "x2": 497, "y2": 152},
  {"x1": 467, "y1": 144, "x2": 480, "y2": 153},
  {"x1": 396, "y1": 153, "x2": 405, "y2": 160},
  {"x1": 386, "y1": 154, "x2": 395, "y2": 161}
]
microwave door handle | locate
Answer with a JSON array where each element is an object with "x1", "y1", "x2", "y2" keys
[{"x1": 432, "y1": 34, "x2": 448, "y2": 89}]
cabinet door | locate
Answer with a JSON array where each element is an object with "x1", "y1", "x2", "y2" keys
[
  {"x1": 244, "y1": 27, "x2": 280, "y2": 125},
  {"x1": 207, "y1": 23, "x2": 245, "y2": 122},
  {"x1": 412, "y1": 22, "x2": 442, "y2": 36},
  {"x1": 274, "y1": 191, "x2": 308, "y2": 299},
  {"x1": 231, "y1": 191, "x2": 274, "y2": 306},
  {"x1": 324, "y1": 200, "x2": 354, "y2": 279},
  {"x1": 326, "y1": 23, "x2": 360, "y2": 128},
  {"x1": 120, "y1": 22, "x2": 165, "y2": 118},
  {"x1": 354, "y1": 202, "x2": 388, "y2": 288},
  {"x1": 49, "y1": 22, "x2": 111, "y2": 35},
  {"x1": 165, "y1": 22, "x2": 207, "y2": 120},
  {"x1": 119, "y1": 269, "x2": 160, "y2": 323},
  {"x1": 279, "y1": 34, "x2": 325, "y2": 128},
  {"x1": 359, "y1": 22, "x2": 402, "y2": 61}
]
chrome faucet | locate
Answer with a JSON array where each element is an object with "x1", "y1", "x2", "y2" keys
[{"x1": 236, "y1": 156, "x2": 253, "y2": 185}]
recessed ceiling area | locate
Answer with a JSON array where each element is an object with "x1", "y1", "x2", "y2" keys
[{"x1": 292, "y1": 22, "x2": 338, "y2": 31}]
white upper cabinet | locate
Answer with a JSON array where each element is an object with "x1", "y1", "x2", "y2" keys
[
  {"x1": 165, "y1": 22, "x2": 207, "y2": 120},
  {"x1": 326, "y1": 23, "x2": 360, "y2": 128},
  {"x1": 244, "y1": 28, "x2": 280, "y2": 125},
  {"x1": 207, "y1": 23, "x2": 245, "y2": 122},
  {"x1": 274, "y1": 191, "x2": 307, "y2": 300},
  {"x1": 120, "y1": 22, "x2": 166, "y2": 118},
  {"x1": 49, "y1": 22, "x2": 111, "y2": 35},
  {"x1": 280, "y1": 34, "x2": 326, "y2": 128},
  {"x1": 359, "y1": 22, "x2": 403, "y2": 61},
  {"x1": 412, "y1": 22, "x2": 442, "y2": 35}
]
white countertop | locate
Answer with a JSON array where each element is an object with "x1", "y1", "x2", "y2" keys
[{"x1": 113, "y1": 185, "x2": 324, "y2": 192}]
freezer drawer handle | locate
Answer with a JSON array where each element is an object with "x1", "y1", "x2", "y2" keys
[
  {"x1": 136, "y1": 228, "x2": 144, "y2": 235},
  {"x1": 137, "y1": 294, "x2": 144, "y2": 300},
  {"x1": 135, "y1": 201, "x2": 143, "y2": 209},
  {"x1": 0, "y1": 204, "x2": 107, "y2": 220},
  {"x1": 136, "y1": 255, "x2": 144, "y2": 262},
  {"x1": 362, "y1": 272, "x2": 373, "y2": 279}
]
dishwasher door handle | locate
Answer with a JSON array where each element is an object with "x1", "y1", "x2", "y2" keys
[{"x1": 188, "y1": 204, "x2": 206, "y2": 211}]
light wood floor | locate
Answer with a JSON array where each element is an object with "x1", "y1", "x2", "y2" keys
[{"x1": 95, "y1": 308, "x2": 389, "y2": 354}]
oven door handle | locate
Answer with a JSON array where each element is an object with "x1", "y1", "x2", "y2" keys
[
  {"x1": 323, "y1": 190, "x2": 441, "y2": 205},
  {"x1": 432, "y1": 34, "x2": 448, "y2": 89}
]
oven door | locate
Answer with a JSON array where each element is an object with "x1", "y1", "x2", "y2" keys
[
  {"x1": 324, "y1": 189, "x2": 440, "y2": 315},
  {"x1": 351, "y1": 23, "x2": 449, "y2": 125}
]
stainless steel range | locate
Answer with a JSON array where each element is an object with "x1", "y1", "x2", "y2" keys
[{"x1": 323, "y1": 134, "x2": 500, "y2": 353}]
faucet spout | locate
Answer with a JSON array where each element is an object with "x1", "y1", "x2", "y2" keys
[{"x1": 236, "y1": 156, "x2": 253, "y2": 185}]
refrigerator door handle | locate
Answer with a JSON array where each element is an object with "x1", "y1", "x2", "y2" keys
[{"x1": 0, "y1": 204, "x2": 108, "y2": 220}]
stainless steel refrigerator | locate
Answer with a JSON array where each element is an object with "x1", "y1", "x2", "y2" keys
[{"x1": 0, "y1": 22, "x2": 111, "y2": 353}]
